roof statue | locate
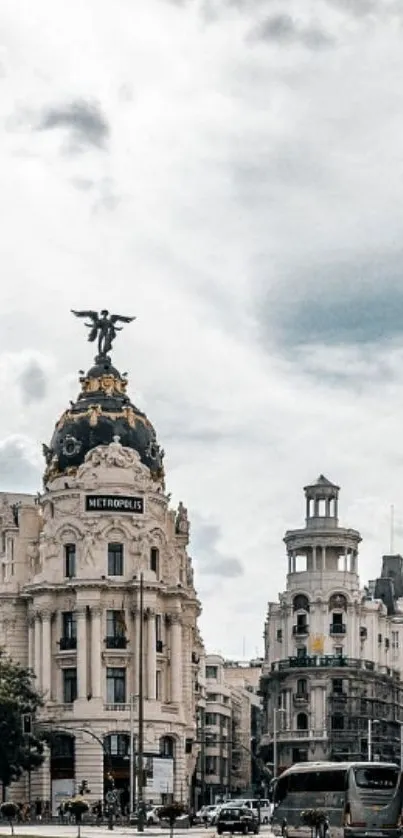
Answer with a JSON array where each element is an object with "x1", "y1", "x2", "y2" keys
[{"x1": 71, "y1": 309, "x2": 136, "y2": 360}]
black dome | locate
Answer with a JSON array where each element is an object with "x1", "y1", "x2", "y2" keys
[{"x1": 43, "y1": 358, "x2": 164, "y2": 483}]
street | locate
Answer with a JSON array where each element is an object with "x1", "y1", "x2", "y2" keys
[{"x1": 0, "y1": 825, "x2": 273, "y2": 838}]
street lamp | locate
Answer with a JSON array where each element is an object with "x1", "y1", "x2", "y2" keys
[
  {"x1": 367, "y1": 719, "x2": 379, "y2": 762},
  {"x1": 273, "y1": 708, "x2": 287, "y2": 782}
]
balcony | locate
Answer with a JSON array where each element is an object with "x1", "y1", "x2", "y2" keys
[
  {"x1": 293, "y1": 692, "x2": 309, "y2": 706},
  {"x1": 105, "y1": 636, "x2": 128, "y2": 649},
  {"x1": 293, "y1": 624, "x2": 309, "y2": 636},
  {"x1": 261, "y1": 729, "x2": 327, "y2": 745},
  {"x1": 269, "y1": 656, "x2": 400, "y2": 679},
  {"x1": 330, "y1": 691, "x2": 347, "y2": 705},
  {"x1": 59, "y1": 636, "x2": 77, "y2": 651},
  {"x1": 330, "y1": 623, "x2": 346, "y2": 635}
]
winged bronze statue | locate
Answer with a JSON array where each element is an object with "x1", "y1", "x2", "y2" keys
[{"x1": 71, "y1": 309, "x2": 136, "y2": 358}]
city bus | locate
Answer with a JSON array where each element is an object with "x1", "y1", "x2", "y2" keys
[{"x1": 271, "y1": 762, "x2": 403, "y2": 838}]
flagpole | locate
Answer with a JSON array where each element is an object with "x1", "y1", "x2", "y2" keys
[{"x1": 137, "y1": 573, "x2": 145, "y2": 833}]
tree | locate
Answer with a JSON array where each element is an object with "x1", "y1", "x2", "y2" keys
[{"x1": 0, "y1": 650, "x2": 44, "y2": 800}]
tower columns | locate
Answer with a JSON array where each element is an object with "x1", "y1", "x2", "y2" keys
[
  {"x1": 41, "y1": 610, "x2": 52, "y2": 698},
  {"x1": 91, "y1": 607, "x2": 102, "y2": 699},
  {"x1": 147, "y1": 611, "x2": 157, "y2": 701}
]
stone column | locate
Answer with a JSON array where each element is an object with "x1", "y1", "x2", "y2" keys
[
  {"x1": 34, "y1": 612, "x2": 42, "y2": 689},
  {"x1": 41, "y1": 610, "x2": 52, "y2": 699},
  {"x1": 312, "y1": 545, "x2": 317, "y2": 572},
  {"x1": 322, "y1": 545, "x2": 327, "y2": 570},
  {"x1": 76, "y1": 607, "x2": 87, "y2": 700},
  {"x1": 28, "y1": 614, "x2": 34, "y2": 670},
  {"x1": 287, "y1": 553, "x2": 291, "y2": 575},
  {"x1": 91, "y1": 607, "x2": 102, "y2": 699},
  {"x1": 170, "y1": 615, "x2": 182, "y2": 704},
  {"x1": 147, "y1": 610, "x2": 157, "y2": 700}
]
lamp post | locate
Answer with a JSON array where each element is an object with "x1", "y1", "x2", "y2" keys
[
  {"x1": 273, "y1": 708, "x2": 287, "y2": 783},
  {"x1": 129, "y1": 694, "x2": 137, "y2": 818},
  {"x1": 367, "y1": 719, "x2": 379, "y2": 762}
]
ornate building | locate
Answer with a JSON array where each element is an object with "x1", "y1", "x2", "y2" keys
[
  {"x1": 261, "y1": 475, "x2": 403, "y2": 771},
  {"x1": 0, "y1": 313, "x2": 204, "y2": 811}
]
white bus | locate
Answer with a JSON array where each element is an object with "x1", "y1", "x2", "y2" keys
[{"x1": 271, "y1": 761, "x2": 403, "y2": 838}]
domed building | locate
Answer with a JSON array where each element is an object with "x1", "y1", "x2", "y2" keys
[{"x1": 0, "y1": 313, "x2": 205, "y2": 811}]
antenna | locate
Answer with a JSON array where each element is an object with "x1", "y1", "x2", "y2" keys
[{"x1": 390, "y1": 505, "x2": 395, "y2": 554}]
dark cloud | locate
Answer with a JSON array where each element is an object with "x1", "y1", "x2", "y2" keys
[
  {"x1": 39, "y1": 99, "x2": 109, "y2": 151},
  {"x1": 18, "y1": 359, "x2": 48, "y2": 404},
  {"x1": 325, "y1": 0, "x2": 378, "y2": 15},
  {"x1": 259, "y1": 251, "x2": 403, "y2": 348},
  {"x1": 192, "y1": 521, "x2": 244, "y2": 578},
  {"x1": 0, "y1": 438, "x2": 40, "y2": 492},
  {"x1": 249, "y1": 13, "x2": 334, "y2": 48}
]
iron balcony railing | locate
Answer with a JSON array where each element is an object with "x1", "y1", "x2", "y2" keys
[
  {"x1": 293, "y1": 624, "x2": 309, "y2": 635},
  {"x1": 330, "y1": 623, "x2": 346, "y2": 635},
  {"x1": 59, "y1": 636, "x2": 77, "y2": 651},
  {"x1": 268, "y1": 656, "x2": 400, "y2": 679},
  {"x1": 105, "y1": 635, "x2": 128, "y2": 649}
]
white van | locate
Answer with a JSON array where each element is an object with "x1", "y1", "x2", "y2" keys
[{"x1": 231, "y1": 799, "x2": 273, "y2": 824}]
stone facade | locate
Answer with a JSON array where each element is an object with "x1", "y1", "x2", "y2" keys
[
  {"x1": 196, "y1": 655, "x2": 262, "y2": 805},
  {"x1": 260, "y1": 475, "x2": 403, "y2": 771},
  {"x1": 0, "y1": 352, "x2": 204, "y2": 811}
]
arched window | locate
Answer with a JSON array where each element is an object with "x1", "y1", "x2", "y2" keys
[
  {"x1": 64, "y1": 544, "x2": 76, "y2": 578},
  {"x1": 329, "y1": 593, "x2": 347, "y2": 612},
  {"x1": 160, "y1": 735, "x2": 175, "y2": 757},
  {"x1": 296, "y1": 713, "x2": 308, "y2": 731},
  {"x1": 104, "y1": 733, "x2": 130, "y2": 757},
  {"x1": 297, "y1": 678, "x2": 307, "y2": 696},
  {"x1": 293, "y1": 594, "x2": 310, "y2": 613},
  {"x1": 150, "y1": 547, "x2": 159, "y2": 576}
]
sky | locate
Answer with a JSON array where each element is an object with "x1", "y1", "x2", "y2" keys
[{"x1": 2, "y1": 0, "x2": 403, "y2": 658}]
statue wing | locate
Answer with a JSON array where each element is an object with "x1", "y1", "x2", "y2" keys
[
  {"x1": 110, "y1": 314, "x2": 136, "y2": 325},
  {"x1": 71, "y1": 309, "x2": 98, "y2": 321}
]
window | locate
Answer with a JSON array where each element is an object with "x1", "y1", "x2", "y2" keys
[
  {"x1": 276, "y1": 629, "x2": 283, "y2": 642},
  {"x1": 106, "y1": 611, "x2": 127, "y2": 648},
  {"x1": 297, "y1": 678, "x2": 307, "y2": 696},
  {"x1": 108, "y1": 543, "x2": 123, "y2": 576},
  {"x1": 60, "y1": 612, "x2": 77, "y2": 649},
  {"x1": 150, "y1": 547, "x2": 159, "y2": 575},
  {"x1": 62, "y1": 612, "x2": 77, "y2": 638},
  {"x1": 207, "y1": 693, "x2": 218, "y2": 702},
  {"x1": 334, "y1": 646, "x2": 343, "y2": 656},
  {"x1": 296, "y1": 713, "x2": 308, "y2": 730},
  {"x1": 354, "y1": 767, "x2": 398, "y2": 789},
  {"x1": 205, "y1": 713, "x2": 217, "y2": 726},
  {"x1": 106, "y1": 667, "x2": 126, "y2": 704},
  {"x1": 275, "y1": 769, "x2": 347, "y2": 802},
  {"x1": 332, "y1": 678, "x2": 343, "y2": 694},
  {"x1": 331, "y1": 714, "x2": 344, "y2": 730},
  {"x1": 64, "y1": 544, "x2": 76, "y2": 578},
  {"x1": 156, "y1": 670, "x2": 162, "y2": 701},
  {"x1": 206, "y1": 665, "x2": 218, "y2": 679},
  {"x1": 297, "y1": 647, "x2": 307, "y2": 658},
  {"x1": 160, "y1": 736, "x2": 174, "y2": 757},
  {"x1": 293, "y1": 594, "x2": 310, "y2": 612},
  {"x1": 63, "y1": 668, "x2": 77, "y2": 704},
  {"x1": 206, "y1": 756, "x2": 217, "y2": 775},
  {"x1": 105, "y1": 734, "x2": 130, "y2": 757},
  {"x1": 392, "y1": 630, "x2": 399, "y2": 649},
  {"x1": 155, "y1": 614, "x2": 163, "y2": 652}
]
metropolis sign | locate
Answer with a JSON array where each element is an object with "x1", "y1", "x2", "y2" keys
[{"x1": 85, "y1": 494, "x2": 144, "y2": 514}]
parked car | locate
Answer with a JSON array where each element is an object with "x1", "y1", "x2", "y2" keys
[
  {"x1": 146, "y1": 807, "x2": 162, "y2": 825},
  {"x1": 216, "y1": 806, "x2": 259, "y2": 835},
  {"x1": 196, "y1": 805, "x2": 218, "y2": 826}
]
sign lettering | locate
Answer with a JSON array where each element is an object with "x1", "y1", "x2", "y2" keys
[{"x1": 85, "y1": 495, "x2": 144, "y2": 514}]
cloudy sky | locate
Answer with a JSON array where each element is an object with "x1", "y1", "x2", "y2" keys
[{"x1": 2, "y1": 0, "x2": 403, "y2": 658}]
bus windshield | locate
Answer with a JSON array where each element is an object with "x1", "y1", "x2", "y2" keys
[{"x1": 353, "y1": 767, "x2": 399, "y2": 790}]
